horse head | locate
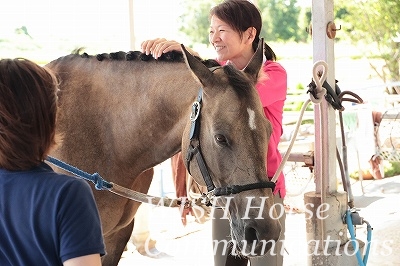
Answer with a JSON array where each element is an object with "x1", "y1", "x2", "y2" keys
[{"x1": 180, "y1": 40, "x2": 282, "y2": 256}]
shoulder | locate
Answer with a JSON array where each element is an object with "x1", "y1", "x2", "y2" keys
[
  {"x1": 263, "y1": 61, "x2": 287, "y2": 76},
  {"x1": 258, "y1": 60, "x2": 287, "y2": 87},
  {"x1": 32, "y1": 162, "x2": 93, "y2": 195}
]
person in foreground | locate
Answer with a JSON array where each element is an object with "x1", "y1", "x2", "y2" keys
[
  {"x1": 0, "y1": 58, "x2": 105, "y2": 265},
  {"x1": 141, "y1": 0, "x2": 287, "y2": 265}
]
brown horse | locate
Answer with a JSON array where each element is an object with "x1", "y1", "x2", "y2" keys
[{"x1": 46, "y1": 41, "x2": 281, "y2": 265}]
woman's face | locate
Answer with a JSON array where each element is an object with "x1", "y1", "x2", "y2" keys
[{"x1": 209, "y1": 15, "x2": 254, "y2": 69}]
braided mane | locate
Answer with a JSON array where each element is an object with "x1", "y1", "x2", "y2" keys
[
  {"x1": 73, "y1": 48, "x2": 220, "y2": 68},
  {"x1": 72, "y1": 49, "x2": 253, "y2": 97}
]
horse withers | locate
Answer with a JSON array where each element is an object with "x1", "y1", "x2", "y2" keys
[{"x1": 46, "y1": 40, "x2": 281, "y2": 265}]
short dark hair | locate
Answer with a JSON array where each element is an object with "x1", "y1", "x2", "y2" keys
[
  {"x1": 210, "y1": 0, "x2": 276, "y2": 61},
  {"x1": 0, "y1": 58, "x2": 59, "y2": 170}
]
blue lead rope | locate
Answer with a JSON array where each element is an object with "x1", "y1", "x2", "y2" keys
[
  {"x1": 345, "y1": 209, "x2": 373, "y2": 266},
  {"x1": 46, "y1": 156, "x2": 113, "y2": 190},
  {"x1": 46, "y1": 156, "x2": 184, "y2": 208}
]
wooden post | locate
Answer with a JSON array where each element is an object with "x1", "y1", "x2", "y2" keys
[{"x1": 304, "y1": 0, "x2": 364, "y2": 265}]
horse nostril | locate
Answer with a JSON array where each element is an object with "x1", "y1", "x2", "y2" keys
[{"x1": 245, "y1": 226, "x2": 259, "y2": 243}]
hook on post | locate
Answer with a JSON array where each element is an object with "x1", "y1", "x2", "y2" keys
[{"x1": 327, "y1": 21, "x2": 341, "y2": 39}]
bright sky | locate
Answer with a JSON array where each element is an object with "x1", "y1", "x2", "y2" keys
[
  {"x1": 0, "y1": 0, "x2": 184, "y2": 53},
  {"x1": 1, "y1": 0, "x2": 312, "y2": 62}
]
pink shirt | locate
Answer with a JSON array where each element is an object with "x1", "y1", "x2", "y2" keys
[{"x1": 256, "y1": 61, "x2": 287, "y2": 198}]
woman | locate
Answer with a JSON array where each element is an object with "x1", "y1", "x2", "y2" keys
[
  {"x1": 0, "y1": 58, "x2": 105, "y2": 265},
  {"x1": 142, "y1": 1, "x2": 287, "y2": 265}
]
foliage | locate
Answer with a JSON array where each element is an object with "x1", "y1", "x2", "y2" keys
[
  {"x1": 385, "y1": 162, "x2": 400, "y2": 177},
  {"x1": 350, "y1": 161, "x2": 400, "y2": 180},
  {"x1": 178, "y1": 0, "x2": 310, "y2": 45},
  {"x1": 336, "y1": 0, "x2": 400, "y2": 88},
  {"x1": 284, "y1": 83, "x2": 314, "y2": 112},
  {"x1": 259, "y1": 0, "x2": 304, "y2": 42},
  {"x1": 178, "y1": 0, "x2": 219, "y2": 46}
]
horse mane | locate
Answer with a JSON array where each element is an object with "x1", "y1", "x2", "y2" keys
[
  {"x1": 69, "y1": 48, "x2": 251, "y2": 97},
  {"x1": 72, "y1": 47, "x2": 249, "y2": 97},
  {"x1": 223, "y1": 64, "x2": 255, "y2": 99},
  {"x1": 71, "y1": 48, "x2": 221, "y2": 68}
]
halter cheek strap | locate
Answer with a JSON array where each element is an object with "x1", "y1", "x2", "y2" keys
[{"x1": 185, "y1": 88, "x2": 216, "y2": 192}]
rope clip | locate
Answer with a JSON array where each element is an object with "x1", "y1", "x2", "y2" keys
[
  {"x1": 343, "y1": 208, "x2": 364, "y2": 226},
  {"x1": 197, "y1": 190, "x2": 215, "y2": 207}
]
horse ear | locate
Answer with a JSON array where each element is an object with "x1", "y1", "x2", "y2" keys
[
  {"x1": 181, "y1": 44, "x2": 215, "y2": 87},
  {"x1": 243, "y1": 38, "x2": 264, "y2": 84}
]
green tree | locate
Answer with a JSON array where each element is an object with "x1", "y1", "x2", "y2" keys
[
  {"x1": 259, "y1": 0, "x2": 302, "y2": 42},
  {"x1": 178, "y1": 0, "x2": 219, "y2": 46},
  {"x1": 336, "y1": 0, "x2": 400, "y2": 91},
  {"x1": 179, "y1": 0, "x2": 306, "y2": 45}
]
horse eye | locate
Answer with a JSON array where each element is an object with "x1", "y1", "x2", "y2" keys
[{"x1": 215, "y1": 134, "x2": 228, "y2": 145}]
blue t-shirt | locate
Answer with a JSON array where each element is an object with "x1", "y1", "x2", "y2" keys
[{"x1": 0, "y1": 162, "x2": 105, "y2": 265}]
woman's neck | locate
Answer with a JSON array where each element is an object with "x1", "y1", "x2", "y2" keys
[{"x1": 227, "y1": 47, "x2": 256, "y2": 70}]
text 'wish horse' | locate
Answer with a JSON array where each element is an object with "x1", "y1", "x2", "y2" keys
[{"x1": 46, "y1": 41, "x2": 281, "y2": 265}]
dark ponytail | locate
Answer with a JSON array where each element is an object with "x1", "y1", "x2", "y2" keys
[
  {"x1": 252, "y1": 36, "x2": 276, "y2": 61},
  {"x1": 264, "y1": 42, "x2": 277, "y2": 61}
]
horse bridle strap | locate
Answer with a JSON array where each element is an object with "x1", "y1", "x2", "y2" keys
[
  {"x1": 185, "y1": 88, "x2": 276, "y2": 198},
  {"x1": 186, "y1": 144, "x2": 276, "y2": 196},
  {"x1": 185, "y1": 88, "x2": 216, "y2": 192},
  {"x1": 213, "y1": 182, "x2": 276, "y2": 196}
]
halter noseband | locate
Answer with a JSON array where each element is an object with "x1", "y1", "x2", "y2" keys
[{"x1": 184, "y1": 88, "x2": 276, "y2": 203}]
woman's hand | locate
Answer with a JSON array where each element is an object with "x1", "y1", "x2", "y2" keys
[{"x1": 141, "y1": 38, "x2": 199, "y2": 59}]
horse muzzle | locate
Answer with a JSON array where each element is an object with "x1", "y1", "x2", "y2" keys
[{"x1": 227, "y1": 194, "x2": 282, "y2": 257}]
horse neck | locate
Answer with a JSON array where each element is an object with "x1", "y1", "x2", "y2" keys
[
  {"x1": 52, "y1": 57, "x2": 203, "y2": 178},
  {"x1": 101, "y1": 61, "x2": 202, "y2": 169}
]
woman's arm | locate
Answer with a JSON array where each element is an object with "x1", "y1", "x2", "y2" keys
[
  {"x1": 64, "y1": 254, "x2": 102, "y2": 266},
  {"x1": 141, "y1": 38, "x2": 199, "y2": 59}
]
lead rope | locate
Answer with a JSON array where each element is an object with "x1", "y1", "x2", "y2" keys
[
  {"x1": 46, "y1": 156, "x2": 190, "y2": 208},
  {"x1": 271, "y1": 97, "x2": 312, "y2": 183},
  {"x1": 271, "y1": 63, "x2": 328, "y2": 183}
]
